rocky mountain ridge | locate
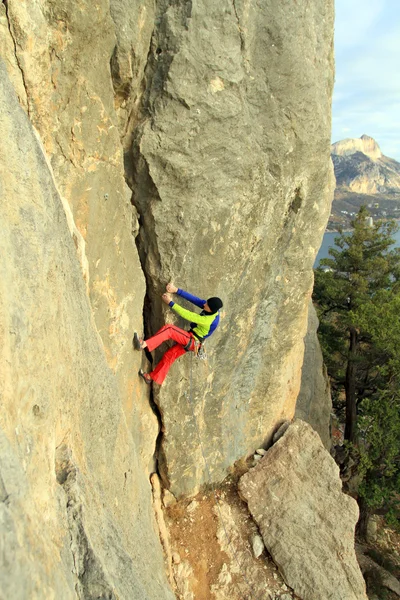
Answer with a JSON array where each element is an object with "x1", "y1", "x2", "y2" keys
[
  {"x1": 332, "y1": 134, "x2": 383, "y2": 161},
  {"x1": 329, "y1": 135, "x2": 400, "y2": 228}
]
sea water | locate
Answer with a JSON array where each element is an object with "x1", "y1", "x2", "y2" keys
[{"x1": 314, "y1": 229, "x2": 400, "y2": 267}]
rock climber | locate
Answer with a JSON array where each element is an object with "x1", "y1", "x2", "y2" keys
[{"x1": 133, "y1": 283, "x2": 223, "y2": 385}]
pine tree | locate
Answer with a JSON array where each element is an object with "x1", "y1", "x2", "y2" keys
[{"x1": 314, "y1": 207, "x2": 400, "y2": 533}]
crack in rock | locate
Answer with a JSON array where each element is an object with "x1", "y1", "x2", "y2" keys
[
  {"x1": 2, "y1": 0, "x2": 30, "y2": 114},
  {"x1": 231, "y1": 0, "x2": 247, "y2": 62},
  {"x1": 55, "y1": 445, "x2": 116, "y2": 600}
]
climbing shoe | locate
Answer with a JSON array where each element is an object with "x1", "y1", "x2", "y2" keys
[
  {"x1": 133, "y1": 332, "x2": 145, "y2": 350},
  {"x1": 138, "y1": 369, "x2": 152, "y2": 385}
]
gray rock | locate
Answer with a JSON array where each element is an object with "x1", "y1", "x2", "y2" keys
[
  {"x1": 272, "y1": 421, "x2": 291, "y2": 444},
  {"x1": 357, "y1": 544, "x2": 400, "y2": 597},
  {"x1": 4, "y1": 2, "x2": 152, "y2": 472},
  {"x1": 366, "y1": 515, "x2": 380, "y2": 545},
  {"x1": 238, "y1": 420, "x2": 368, "y2": 600},
  {"x1": 131, "y1": 0, "x2": 335, "y2": 496},
  {"x1": 1, "y1": 0, "x2": 338, "y2": 595},
  {"x1": 296, "y1": 301, "x2": 332, "y2": 449},
  {"x1": 163, "y1": 488, "x2": 177, "y2": 508},
  {"x1": 250, "y1": 533, "x2": 265, "y2": 558},
  {"x1": 109, "y1": 0, "x2": 155, "y2": 149},
  {"x1": 0, "y1": 60, "x2": 173, "y2": 600}
]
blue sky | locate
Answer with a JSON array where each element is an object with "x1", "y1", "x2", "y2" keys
[{"x1": 332, "y1": 0, "x2": 400, "y2": 160}]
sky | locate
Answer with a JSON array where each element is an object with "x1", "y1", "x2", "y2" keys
[{"x1": 332, "y1": 0, "x2": 400, "y2": 161}]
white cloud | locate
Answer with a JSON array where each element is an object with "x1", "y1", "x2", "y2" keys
[{"x1": 332, "y1": 0, "x2": 400, "y2": 160}]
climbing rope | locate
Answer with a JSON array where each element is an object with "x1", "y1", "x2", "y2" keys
[{"x1": 185, "y1": 352, "x2": 265, "y2": 600}]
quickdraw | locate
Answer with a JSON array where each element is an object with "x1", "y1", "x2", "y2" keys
[{"x1": 194, "y1": 341, "x2": 207, "y2": 360}]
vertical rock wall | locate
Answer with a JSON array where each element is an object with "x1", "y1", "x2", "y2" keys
[
  {"x1": 3, "y1": 0, "x2": 147, "y2": 422},
  {"x1": 0, "y1": 1, "x2": 173, "y2": 597},
  {"x1": 296, "y1": 301, "x2": 332, "y2": 449},
  {"x1": 1, "y1": 0, "x2": 162, "y2": 488},
  {"x1": 113, "y1": 0, "x2": 335, "y2": 495},
  {"x1": 0, "y1": 0, "x2": 336, "y2": 594},
  {"x1": 0, "y1": 61, "x2": 173, "y2": 599}
]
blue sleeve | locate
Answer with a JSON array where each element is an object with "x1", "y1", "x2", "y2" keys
[
  {"x1": 177, "y1": 288, "x2": 206, "y2": 309},
  {"x1": 203, "y1": 313, "x2": 220, "y2": 339}
]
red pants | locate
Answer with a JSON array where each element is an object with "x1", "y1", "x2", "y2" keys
[{"x1": 146, "y1": 325, "x2": 195, "y2": 385}]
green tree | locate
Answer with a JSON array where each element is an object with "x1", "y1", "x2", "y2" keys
[
  {"x1": 355, "y1": 291, "x2": 400, "y2": 532},
  {"x1": 314, "y1": 207, "x2": 400, "y2": 442},
  {"x1": 313, "y1": 207, "x2": 400, "y2": 534}
]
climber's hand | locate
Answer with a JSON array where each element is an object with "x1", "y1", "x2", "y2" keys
[
  {"x1": 162, "y1": 293, "x2": 172, "y2": 304},
  {"x1": 166, "y1": 283, "x2": 178, "y2": 294}
]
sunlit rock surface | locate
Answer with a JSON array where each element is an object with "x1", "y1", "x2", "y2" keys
[
  {"x1": 296, "y1": 302, "x2": 332, "y2": 449},
  {"x1": 0, "y1": 55, "x2": 172, "y2": 600},
  {"x1": 239, "y1": 420, "x2": 368, "y2": 600},
  {"x1": 1, "y1": 0, "x2": 338, "y2": 594},
  {"x1": 126, "y1": 0, "x2": 335, "y2": 495}
]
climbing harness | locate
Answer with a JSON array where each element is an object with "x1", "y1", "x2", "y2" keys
[
  {"x1": 183, "y1": 337, "x2": 193, "y2": 351},
  {"x1": 185, "y1": 353, "x2": 263, "y2": 600},
  {"x1": 183, "y1": 338, "x2": 207, "y2": 360}
]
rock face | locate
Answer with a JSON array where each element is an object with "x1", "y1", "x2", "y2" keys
[
  {"x1": 296, "y1": 302, "x2": 332, "y2": 449},
  {"x1": 2, "y1": 0, "x2": 159, "y2": 477},
  {"x1": 332, "y1": 135, "x2": 400, "y2": 195},
  {"x1": 238, "y1": 420, "x2": 368, "y2": 600},
  {"x1": 332, "y1": 135, "x2": 382, "y2": 161},
  {"x1": 0, "y1": 61, "x2": 173, "y2": 599},
  {"x1": 1, "y1": 0, "x2": 338, "y2": 594},
  {"x1": 126, "y1": 0, "x2": 335, "y2": 496}
]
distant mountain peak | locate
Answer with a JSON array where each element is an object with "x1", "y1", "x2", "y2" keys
[
  {"x1": 331, "y1": 135, "x2": 382, "y2": 161},
  {"x1": 331, "y1": 135, "x2": 400, "y2": 197}
]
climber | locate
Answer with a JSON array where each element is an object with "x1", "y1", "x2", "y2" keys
[{"x1": 133, "y1": 283, "x2": 223, "y2": 385}]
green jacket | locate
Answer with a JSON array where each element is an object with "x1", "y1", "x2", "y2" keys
[{"x1": 170, "y1": 303, "x2": 220, "y2": 341}]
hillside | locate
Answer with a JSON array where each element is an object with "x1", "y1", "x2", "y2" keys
[{"x1": 329, "y1": 135, "x2": 400, "y2": 229}]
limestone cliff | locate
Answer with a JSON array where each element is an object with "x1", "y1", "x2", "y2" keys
[
  {"x1": 0, "y1": 61, "x2": 173, "y2": 599},
  {"x1": 0, "y1": 0, "x2": 336, "y2": 597},
  {"x1": 118, "y1": 0, "x2": 335, "y2": 496},
  {"x1": 332, "y1": 135, "x2": 383, "y2": 161},
  {"x1": 332, "y1": 135, "x2": 400, "y2": 196},
  {"x1": 296, "y1": 302, "x2": 332, "y2": 450}
]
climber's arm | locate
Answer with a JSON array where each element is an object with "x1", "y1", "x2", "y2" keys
[
  {"x1": 176, "y1": 288, "x2": 206, "y2": 309},
  {"x1": 166, "y1": 282, "x2": 205, "y2": 309},
  {"x1": 169, "y1": 302, "x2": 213, "y2": 325}
]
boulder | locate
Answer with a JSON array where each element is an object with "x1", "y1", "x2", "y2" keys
[
  {"x1": 251, "y1": 533, "x2": 265, "y2": 558},
  {"x1": 238, "y1": 420, "x2": 368, "y2": 600}
]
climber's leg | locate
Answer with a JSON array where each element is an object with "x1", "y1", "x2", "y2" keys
[
  {"x1": 149, "y1": 343, "x2": 192, "y2": 385},
  {"x1": 145, "y1": 324, "x2": 193, "y2": 353}
]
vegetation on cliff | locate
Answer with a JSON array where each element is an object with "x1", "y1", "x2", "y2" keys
[{"x1": 313, "y1": 207, "x2": 400, "y2": 533}]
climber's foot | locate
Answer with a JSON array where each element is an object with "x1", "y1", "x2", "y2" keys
[
  {"x1": 138, "y1": 369, "x2": 152, "y2": 384},
  {"x1": 133, "y1": 332, "x2": 147, "y2": 350}
]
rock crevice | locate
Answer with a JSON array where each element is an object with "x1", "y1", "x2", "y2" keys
[
  {"x1": 56, "y1": 445, "x2": 116, "y2": 600},
  {"x1": 2, "y1": 1, "x2": 29, "y2": 112}
]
